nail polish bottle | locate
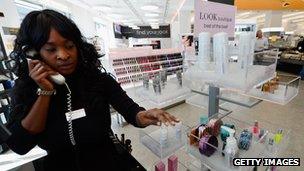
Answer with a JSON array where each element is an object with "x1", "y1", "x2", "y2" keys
[
  {"x1": 266, "y1": 138, "x2": 274, "y2": 153},
  {"x1": 252, "y1": 120, "x2": 259, "y2": 138},
  {"x1": 274, "y1": 129, "x2": 283, "y2": 144},
  {"x1": 155, "y1": 161, "x2": 165, "y2": 171},
  {"x1": 168, "y1": 155, "x2": 178, "y2": 171}
]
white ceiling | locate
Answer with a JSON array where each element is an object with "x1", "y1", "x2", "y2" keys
[{"x1": 78, "y1": 0, "x2": 185, "y2": 26}]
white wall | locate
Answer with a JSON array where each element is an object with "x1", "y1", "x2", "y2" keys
[{"x1": 0, "y1": 0, "x2": 21, "y2": 27}]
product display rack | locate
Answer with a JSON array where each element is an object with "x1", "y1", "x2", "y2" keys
[{"x1": 109, "y1": 47, "x2": 183, "y2": 89}]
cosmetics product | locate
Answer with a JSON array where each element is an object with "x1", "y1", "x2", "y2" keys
[
  {"x1": 269, "y1": 80, "x2": 276, "y2": 93},
  {"x1": 160, "y1": 70, "x2": 167, "y2": 88},
  {"x1": 168, "y1": 155, "x2": 178, "y2": 171},
  {"x1": 259, "y1": 129, "x2": 266, "y2": 143},
  {"x1": 252, "y1": 120, "x2": 260, "y2": 140},
  {"x1": 176, "y1": 70, "x2": 182, "y2": 87},
  {"x1": 125, "y1": 139, "x2": 132, "y2": 153},
  {"x1": 207, "y1": 118, "x2": 223, "y2": 136},
  {"x1": 175, "y1": 121, "x2": 182, "y2": 140},
  {"x1": 199, "y1": 115, "x2": 208, "y2": 125},
  {"x1": 213, "y1": 32, "x2": 229, "y2": 75},
  {"x1": 155, "y1": 161, "x2": 165, "y2": 171},
  {"x1": 189, "y1": 128, "x2": 199, "y2": 146},
  {"x1": 221, "y1": 126, "x2": 239, "y2": 167},
  {"x1": 266, "y1": 138, "x2": 274, "y2": 153},
  {"x1": 199, "y1": 135, "x2": 218, "y2": 157},
  {"x1": 238, "y1": 129, "x2": 252, "y2": 150},
  {"x1": 262, "y1": 82, "x2": 270, "y2": 92},
  {"x1": 198, "y1": 32, "x2": 211, "y2": 62},
  {"x1": 160, "y1": 124, "x2": 168, "y2": 148},
  {"x1": 121, "y1": 134, "x2": 125, "y2": 145},
  {"x1": 274, "y1": 129, "x2": 283, "y2": 144},
  {"x1": 153, "y1": 75, "x2": 161, "y2": 95},
  {"x1": 143, "y1": 74, "x2": 149, "y2": 90}
]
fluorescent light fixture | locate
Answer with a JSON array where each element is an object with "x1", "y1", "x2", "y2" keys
[
  {"x1": 145, "y1": 13, "x2": 159, "y2": 17},
  {"x1": 285, "y1": 31, "x2": 294, "y2": 34},
  {"x1": 14, "y1": 0, "x2": 42, "y2": 10},
  {"x1": 141, "y1": 5, "x2": 159, "y2": 11},
  {"x1": 261, "y1": 27, "x2": 284, "y2": 32}
]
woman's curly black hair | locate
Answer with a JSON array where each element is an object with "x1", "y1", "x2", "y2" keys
[{"x1": 10, "y1": 9, "x2": 100, "y2": 78}]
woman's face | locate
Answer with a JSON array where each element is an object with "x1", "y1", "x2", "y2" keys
[{"x1": 39, "y1": 28, "x2": 78, "y2": 76}]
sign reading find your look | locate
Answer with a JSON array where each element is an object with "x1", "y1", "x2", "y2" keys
[{"x1": 194, "y1": 0, "x2": 236, "y2": 37}]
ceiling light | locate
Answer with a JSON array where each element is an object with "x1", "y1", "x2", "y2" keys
[
  {"x1": 145, "y1": 13, "x2": 159, "y2": 17},
  {"x1": 141, "y1": 5, "x2": 159, "y2": 11}
]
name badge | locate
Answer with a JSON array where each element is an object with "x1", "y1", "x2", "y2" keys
[{"x1": 65, "y1": 108, "x2": 86, "y2": 121}]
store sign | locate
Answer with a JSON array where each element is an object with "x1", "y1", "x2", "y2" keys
[
  {"x1": 123, "y1": 25, "x2": 170, "y2": 38},
  {"x1": 194, "y1": 1, "x2": 236, "y2": 37}
]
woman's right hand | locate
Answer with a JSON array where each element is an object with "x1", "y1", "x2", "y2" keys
[{"x1": 28, "y1": 60, "x2": 57, "y2": 91}]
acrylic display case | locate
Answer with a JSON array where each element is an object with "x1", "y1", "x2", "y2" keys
[
  {"x1": 135, "y1": 73, "x2": 191, "y2": 108},
  {"x1": 139, "y1": 124, "x2": 189, "y2": 159},
  {"x1": 187, "y1": 113, "x2": 290, "y2": 171},
  {"x1": 183, "y1": 32, "x2": 279, "y2": 92},
  {"x1": 246, "y1": 74, "x2": 300, "y2": 105}
]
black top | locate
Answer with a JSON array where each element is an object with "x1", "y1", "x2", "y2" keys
[{"x1": 6, "y1": 69, "x2": 145, "y2": 170}]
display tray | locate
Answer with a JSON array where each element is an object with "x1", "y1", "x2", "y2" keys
[
  {"x1": 187, "y1": 113, "x2": 289, "y2": 171},
  {"x1": 135, "y1": 81, "x2": 190, "y2": 105},
  {"x1": 139, "y1": 124, "x2": 189, "y2": 159},
  {"x1": 245, "y1": 74, "x2": 300, "y2": 105}
]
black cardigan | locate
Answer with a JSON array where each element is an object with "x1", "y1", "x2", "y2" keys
[{"x1": 6, "y1": 70, "x2": 145, "y2": 170}]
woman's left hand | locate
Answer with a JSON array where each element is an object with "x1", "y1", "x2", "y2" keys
[{"x1": 136, "y1": 108, "x2": 180, "y2": 127}]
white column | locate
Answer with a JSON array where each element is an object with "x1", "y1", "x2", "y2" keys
[{"x1": 179, "y1": 10, "x2": 192, "y2": 34}]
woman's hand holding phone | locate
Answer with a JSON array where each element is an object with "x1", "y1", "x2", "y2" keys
[{"x1": 28, "y1": 60, "x2": 58, "y2": 91}]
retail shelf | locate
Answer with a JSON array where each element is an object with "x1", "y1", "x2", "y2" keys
[
  {"x1": 189, "y1": 88, "x2": 262, "y2": 109},
  {"x1": 245, "y1": 74, "x2": 300, "y2": 105},
  {"x1": 139, "y1": 124, "x2": 189, "y2": 159},
  {"x1": 279, "y1": 58, "x2": 304, "y2": 66},
  {"x1": 114, "y1": 58, "x2": 183, "y2": 69},
  {"x1": 187, "y1": 113, "x2": 290, "y2": 171}
]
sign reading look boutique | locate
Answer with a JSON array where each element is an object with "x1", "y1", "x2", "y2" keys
[{"x1": 194, "y1": 0, "x2": 236, "y2": 37}]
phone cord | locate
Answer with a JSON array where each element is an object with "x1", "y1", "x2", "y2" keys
[{"x1": 65, "y1": 83, "x2": 76, "y2": 146}]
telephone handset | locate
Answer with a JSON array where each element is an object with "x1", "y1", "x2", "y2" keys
[
  {"x1": 22, "y1": 46, "x2": 76, "y2": 145},
  {"x1": 22, "y1": 46, "x2": 66, "y2": 85}
]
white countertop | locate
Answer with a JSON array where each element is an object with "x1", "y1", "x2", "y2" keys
[{"x1": 0, "y1": 146, "x2": 47, "y2": 171}]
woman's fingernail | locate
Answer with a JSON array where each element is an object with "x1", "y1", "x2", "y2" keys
[
  {"x1": 157, "y1": 122, "x2": 161, "y2": 126},
  {"x1": 165, "y1": 122, "x2": 169, "y2": 126}
]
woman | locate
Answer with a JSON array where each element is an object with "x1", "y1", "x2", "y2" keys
[{"x1": 7, "y1": 9, "x2": 178, "y2": 171}]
